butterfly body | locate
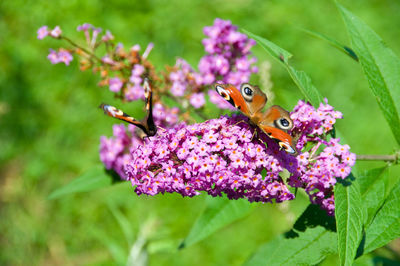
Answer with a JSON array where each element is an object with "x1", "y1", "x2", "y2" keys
[
  {"x1": 100, "y1": 78, "x2": 157, "y2": 137},
  {"x1": 215, "y1": 83, "x2": 297, "y2": 154}
]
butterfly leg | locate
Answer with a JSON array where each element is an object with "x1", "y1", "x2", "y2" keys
[
  {"x1": 251, "y1": 127, "x2": 258, "y2": 141},
  {"x1": 229, "y1": 119, "x2": 249, "y2": 129},
  {"x1": 157, "y1": 126, "x2": 167, "y2": 132}
]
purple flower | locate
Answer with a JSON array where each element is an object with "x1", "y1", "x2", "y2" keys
[
  {"x1": 125, "y1": 84, "x2": 144, "y2": 101},
  {"x1": 77, "y1": 23, "x2": 93, "y2": 32},
  {"x1": 37, "y1": 26, "x2": 49, "y2": 39},
  {"x1": 109, "y1": 77, "x2": 123, "y2": 93},
  {"x1": 101, "y1": 30, "x2": 114, "y2": 42},
  {"x1": 102, "y1": 55, "x2": 115, "y2": 65},
  {"x1": 50, "y1": 26, "x2": 62, "y2": 38},
  {"x1": 142, "y1": 43, "x2": 154, "y2": 59},
  {"x1": 197, "y1": 18, "x2": 258, "y2": 89},
  {"x1": 190, "y1": 92, "x2": 206, "y2": 109},
  {"x1": 58, "y1": 50, "x2": 73, "y2": 65},
  {"x1": 47, "y1": 49, "x2": 59, "y2": 64}
]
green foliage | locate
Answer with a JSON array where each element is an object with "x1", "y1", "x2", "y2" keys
[
  {"x1": 338, "y1": 3, "x2": 400, "y2": 146},
  {"x1": 245, "y1": 30, "x2": 324, "y2": 106},
  {"x1": 48, "y1": 164, "x2": 117, "y2": 199},
  {"x1": 300, "y1": 28, "x2": 359, "y2": 61},
  {"x1": 362, "y1": 181, "x2": 400, "y2": 254},
  {"x1": 245, "y1": 227, "x2": 337, "y2": 266},
  {"x1": 335, "y1": 175, "x2": 365, "y2": 265},
  {"x1": 245, "y1": 204, "x2": 337, "y2": 266},
  {"x1": 358, "y1": 167, "x2": 390, "y2": 227},
  {"x1": 180, "y1": 197, "x2": 254, "y2": 248}
]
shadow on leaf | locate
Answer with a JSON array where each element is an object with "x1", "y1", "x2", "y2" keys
[{"x1": 284, "y1": 204, "x2": 336, "y2": 239}]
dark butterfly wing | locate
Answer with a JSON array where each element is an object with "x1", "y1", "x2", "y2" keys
[
  {"x1": 142, "y1": 78, "x2": 157, "y2": 136},
  {"x1": 100, "y1": 78, "x2": 157, "y2": 137}
]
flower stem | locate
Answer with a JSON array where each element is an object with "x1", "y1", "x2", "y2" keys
[
  {"x1": 62, "y1": 36, "x2": 102, "y2": 63},
  {"x1": 357, "y1": 154, "x2": 399, "y2": 163}
]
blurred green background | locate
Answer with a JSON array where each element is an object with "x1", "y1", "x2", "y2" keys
[{"x1": 1, "y1": 0, "x2": 400, "y2": 265}]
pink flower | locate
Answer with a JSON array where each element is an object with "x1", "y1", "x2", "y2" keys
[
  {"x1": 101, "y1": 30, "x2": 114, "y2": 42},
  {"x1": 109, "y1": 77, "x2": 123, "y2": 93},
  {"x1": 47, "y1": 49, "x2": 59, "y2": 64},
  {"x1": 58, "y1": 50, "x2": 73, "y2": 65},
  {"x1": 190, "y1": 92, "x2": 205, "y2": 109},
  {"x1": 37, "y1": 26, "x2": 49, "y2": 39},
  {"x1": 50, "y1": 26, "x2": 62, "y2": 38}
]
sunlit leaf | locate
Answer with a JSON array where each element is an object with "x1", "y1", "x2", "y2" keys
[
  {"x1": 338, "y1": 3, "x2": 400, "y2": 145},
  {"x1": 108, "y1": 202, "x2": 135, "y2": 245},
  {"x1": 357, "y1": 167, "x2": 390, "y2": 226},
  {"x1": 48, "y1": 164, "x2": 115, "y2": 199},
  {"x1": 90, "y1": 227, "x2": 127, "y2": 266},
  {"x1": 335, "y1": 174, "x2": 364, "y2": 265},
  {"x1": 244, "y1": 227, "x2": 337, "y2": 266},
  {"x1": 363, "y1": 181, "x2": 400, "y2": 254},
  {"x1": 244, "y1": 30, "x2": 324, "y2": 106},
  {"x1": 300, "y1": 27, "x2": 358, "y2": 61},
  {"x1": 180, "y1": 197, "x2": 254, "y2": 248}
]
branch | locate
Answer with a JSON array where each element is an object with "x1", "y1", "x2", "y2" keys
[
  {"x1": 357, "y1": 154, "x2": 399, "y2": 163},
  {"x1": 62, "y1": 36, "x2": 102, "y2": 63}
]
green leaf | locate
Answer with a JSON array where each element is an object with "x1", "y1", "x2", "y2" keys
[
  {"x1": 335, "y1": 174, "x2": 365, "y2": 266},
  {"x1": 291, "y1": 204, "x2": 336, "y2": 233},
  {"x1": 358, "y1": 167, "x2": 390, "y2": 226},
  {"x1": 244, "y1": 227, "x2": 337, "y2": 266},
  {"x1": 338, "y1": 4, "x2": 400, "y2": 145},
  {"x1": 244, "y1": 29, "x2": 324, "y2": 106},
  {"x1": 300, "y1": 27, "x2": 358, "y2": 61},
  {"x1": 363, "y1": 181, "x2": 400, "y2": 254},
  {"x1": 180, "y1": 197, "x2": 253, "y2": 248},
  {"x1": 48, "y1": 164, "x2": 114, "y2": 199},
  {"x1": 90, "y1": 227, "x2": 127, "y2": 266},
  {"x1": 107, "y1": 202, "x2": 135, "y2": 245}
]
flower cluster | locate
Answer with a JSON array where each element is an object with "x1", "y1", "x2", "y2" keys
[
  {"x1": 37, "y1": 25, "x2": 62, "y2": 39},
  {"x1": 125, "y1": 115, "x2": 295, "y2": 203},
  {"x1": 115, "y1": 99, "x2": 355, "y2": 215},
  {"x1": 165, "y1": 19, "x2": 258, "y2": 110},
  {"x1": 47, "y1": 48, "x2": 73, "y2": 65},
  {"x1": 288, "y1": 100, "x2": 355, "y2": 215},
  {"x1": 99, "y1": 124, "x2": 142, "y2": 179},
  {"x1": 200, "y1": 18, "x2": 257, "y2": 86}
]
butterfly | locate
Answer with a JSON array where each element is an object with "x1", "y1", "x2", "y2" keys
[
  {"x1": 100, "y1": 78, "x2": 157, "y2": 137},
  {"x1": 215, "y1": 83, "x2": 297, "y2": 154}
]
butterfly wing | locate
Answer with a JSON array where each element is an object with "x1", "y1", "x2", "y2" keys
[
  {"x1": 215, "y1": 83, "x2": 267, "y2": 117},
  {"x1": 259, "y1": 125, "x2": 296, "y2": 154},
  {"x1": 100, "y1": 78, "x2": 157, "y2": 137},
  {"x1": 259, "y1": 105, "x2": 297, "y2": 154},
  {"x1": 215, "y1": 83, "x2": 296, "y2": 154},
  {"x1": 100, "y1": 103, "x2": 149, "y2": 134},
  {"x1": 142, "y1": 78, "x2": 157, "y2": 136}
]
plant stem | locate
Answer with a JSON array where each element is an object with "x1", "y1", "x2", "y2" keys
[
  {"x1": 62, "y1": 36, "x2": 102, "y2": 63},
  {"x1": 357, "y1": 154, "x2": 399, "y2": 162}
]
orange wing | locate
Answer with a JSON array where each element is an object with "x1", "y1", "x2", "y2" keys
[
  {"x1": 215, "y1": 84, "x2": 250, "y2": 115},
  {"x1": 260, "y1": 125, "x2": 297, "y2": 154},
  {"x1": 259, "y1": 125, "x2": 297, "y2": 154},
  {"x1": 215, "y1": 83, "x2": 267, "y2": 117}
]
